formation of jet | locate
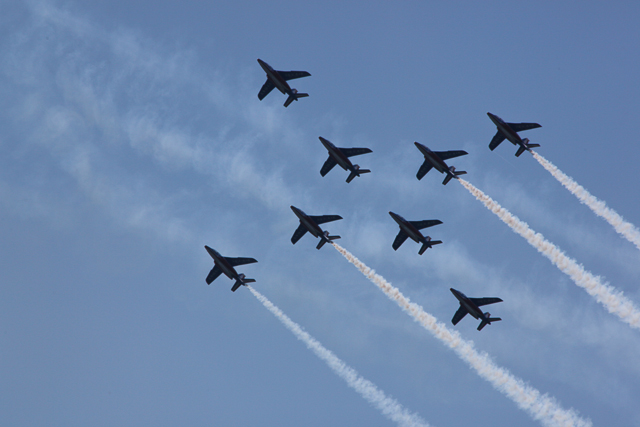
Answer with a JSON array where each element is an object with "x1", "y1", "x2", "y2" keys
[
  {"x1": 487, "y1": 112, "x2": 541, "y2": 157},
  {"x1": 389, "y1": 211, "x2": 442, "y2": 255},
  {"x1": 204, "y1": 246, "x2": 257, "y2": 292},
  {"x1": 257, "y1": 59, "x2": 311, "y2": 107},
  {"x1": 450, "y1": 288, "x2": 502, "y2": 331},
  {"x1": 290, "y1": 205, "x2": 342, "y2": 249},
  {"x1": 414, "y1": 142, "x2": 468, "y2": 185},
  {"x1": 318, "y1": 137, "x2": 372, "y2": 183}
]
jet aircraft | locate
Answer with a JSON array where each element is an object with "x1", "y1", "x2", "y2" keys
[
  {"x1": 414, "y1": 142, "x2": 468, "y2": 185},
  {"x1": 388, "y1": 211, "x2": 442, "y2": 255},
  {"x1": 204, "y1": 245, "x2": 257, "y2": 292},
  {"x1": 450, "y1": 288, "x2": 503, "y2": 331},
  {"x1": 290, "y1": 205, "x2": 342, "y2": 250},
  {"x1": 257, "y1": 59, "x2": 311, "y2": 107},
  {"x1": 319, "y1": 137, "x2": 372, "y2": 183},
  {"x1": 487, "y1": 112, "x2": 541, "y2": 157}
]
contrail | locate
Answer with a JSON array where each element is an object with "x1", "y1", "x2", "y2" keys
[
  {"x1": 247, "y1": 285, "x2": 431, "y2": 427},
  {"x1": 331, "y1": 243, "x2": 591, "y2": 427},
  {"x1": 532, "y1": 151, "x2": 640, "y2": 251},
  {"x1": 458, "y1": 178, "x2": 640, "y2": 330}
]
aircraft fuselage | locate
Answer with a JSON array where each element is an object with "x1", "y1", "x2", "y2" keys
[
  {"x1": 290, "y1": 206, "x2": 324, "y2": 239},
  {"x1": 487, "y1": 112, "x2": 524, "y2": 146},
  {"x1": 258, "y1": 59, "x2": 294, "y2": 96},
  {"x1": 389, "y1": 212, "x2": 428, "y2": 245},
  {"x1": 450, "y1": 288, "x2": 486, "y2": 321},
  {"x1": 206, "y1": 246, "x2": 241, "y2": 282},
  {"x1": 414, "y1": 142, "x2": 448, "y2": 174},
  {"x1": 320, "y1": 137, "x2": 356, "y2": 173}
]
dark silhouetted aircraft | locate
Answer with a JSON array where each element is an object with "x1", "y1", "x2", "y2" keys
[
  {"x1": 487, "y1": 112, "x2": 541, "y2": 157},
  {"x1": 290, "y1": 205, "x2": 342, "y2": 249},
  {"x1": 204, "y1": 245, "x2": 257, "y2": 292},
  {"x1": 450, "y1": 288, "x2": 502, "y2": 331},
  {"x1": 257, "y1": 59, "x2": 311, "y2": 107},
  {"x1": 389, "y1": 211, "x2": 442, "y2": 255},
  {"x1": 319, "y1": 137, "x2": 372, "y2": 183},
  {"x1": 414, "y1": 142, "x2": 468, "y2": 185}
]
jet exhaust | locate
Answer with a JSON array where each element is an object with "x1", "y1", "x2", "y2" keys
[
  {"x1": 330, "y1": 242, "x2": 591, "y2": 427},
  {"x1": 457, "y1": 178, "x2": 640, "y2": 330},
  {"x1": 246, "y1": 285, "x2": 431, "y2": 427},
  {"x1": 531, "y1": 151, "x2": 640, "y2": 252}
]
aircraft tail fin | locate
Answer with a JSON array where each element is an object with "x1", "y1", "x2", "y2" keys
[
  {"x1": 284, "y1": 89, "x2": 309, "y2": 107},
  {"x1": 231, "y1": 275, "x2": 255, "y2": 292},
  {"x1": 443, "y1": 167, "x2": 467, "y2": 185},
  {"x1": 515, "y1": 138, "x2": 540, "y2": 157},
  {"x1": 477, "y1": 313, "x2": 502, "y2": 331},
  {"x1": 418, "y1": 240, "x2": 443, "y2": 255},
  {"x1": 316, "y1": 232, "x2": 341, "y2": 250},
  {"x1": 346, "y1": 167, "x2": 371, "y2": 183}
]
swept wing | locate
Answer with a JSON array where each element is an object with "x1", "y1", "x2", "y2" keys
[
  {"x1": 291, "y1": 224, "x2": 308, "y2": 244},
  {"x1": 392, "y1": 230, "x2": 410, "y2": 251},
  {"x1": 310, "y1": 215, "x2": 343, "y2": 225},
  {"x1": 508, "y1": 122, "x2": 541, "y2": 133},
  {"x1": 278, "y1": 70, "x2": 311, "y2": 81},
  {"x1": 340, "y1": 147, "x2": 373, "y2": 158},
  {"x1": 409, "y1": 219, "x2": 442, "y2": 230},
  {"x1": 258, "y1": 80, "x2": 276, "y2": 100},
  {"x1": 226, "y1": 257, "x2": 258, "y2": 267},
  {"x1": 469, "y1": 297, "x2": 503, "y2": 307},
  {"x1": 435, "y1": 150, "x2": 468, "y2": 161},
  {"x1": 206, "y1": 265, "x2": 223, "y2": 285},
  {"x1": 452, "y1": 306, "x2": 468, "y2": 325},
  {"x1": 320, "y1": 157, "x2": 338, "y2": 176}
]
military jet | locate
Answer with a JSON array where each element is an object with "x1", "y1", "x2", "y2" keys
[
  {"x1": 389, "y1": 211, "x2": 442, "y2": 255},
  {"x1": 487, "y1": 112, "x2": 541, "y2": 157},
  {"x1": 204, "y1": 245, "x2": 257, "y2": 292},
  {"x1": 257, "y1": 59, "x2": 311, "y2": 107},
  {"x1": 450, "y1": 288, "x2": 502, "y2": 331},
  {"x1": 414, "y1": 142, "x2": 468, "y2": 185},
  {"x1": 290, "y1": 205, "x2": 342, "y2": 250},
  {"x1": 318, "y1": 137, "x2": 372, "y2": 183}
]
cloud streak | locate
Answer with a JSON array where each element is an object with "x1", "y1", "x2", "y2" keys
[
  {"x1": 458, "y1": 178, "x2": 640, "y2": 330},
  {"x1": 248, "y1": 285, "x2": 431, "y2": 427},
  {"x1": 332, "y1": 243, "x2": 591, "y2": 427},
  {"x1": 532, "y1": 151, "x2": 640, "y2": 251}
]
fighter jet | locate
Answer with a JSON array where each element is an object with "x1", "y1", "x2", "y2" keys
[
  {"x1": 257, "y1": 59, "x2": 311, "y2": 107},
  {"x1": 318, "y1": 137, "x2": 372, "y2": 183},
  {"x1": 290, "y1": 205, "x2": 342, "y2": 250},
  {"x1": 204, "y1": 245, "x2": 257, "y2": 292},
  {"x1": 389, "y1": 211, "x2": 442, "y2": 255},
  {"x1": 414, "y1": 142, "x2": 468, "y2": 185},
  {"x1": 450, "y1": 288, "x2": 503, "y2": 331},
  {"x1": 487, "y1": 112, "x2": 541, "y2": 157}
]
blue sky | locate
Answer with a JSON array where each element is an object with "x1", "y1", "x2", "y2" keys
[{"x1": 2, "y1": 1, "x2": 640, "y2": 426}]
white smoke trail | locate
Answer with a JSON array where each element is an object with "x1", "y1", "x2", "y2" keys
[
  {"x1": 331, "y1": 243, "x2": 591, "y2": 427},
  {"x1": 247, "y1": 285, "x2": 431, "y2": 427},
  {"x1": 532, "y1": 151, "x2": 640, "y2": 251},
  {"x1": 458, "y1": 178, "x2": 640, "y2": 330}
]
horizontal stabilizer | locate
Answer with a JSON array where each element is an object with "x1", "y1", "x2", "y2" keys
[
  {"x1": 284, "y1": 92, "x2": 308, "y2": 107},
  {"x1": 346, "y1": 169, "x2": 370, "y2": 183},
  {"x1": 478, "y1": 315, "x2": 501, "y2": 331},
  {"x1": 231, "y1": 277, "x2": 255, "y2": 292},
  {"x1": 317, "y1": 234, "x2": 340, "y2": 250},
  {"x1": 418, "y1": 240, "x2": 442, "y2": 255}
]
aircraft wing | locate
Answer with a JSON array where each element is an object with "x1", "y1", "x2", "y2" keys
[
  {"x1": 507, "y1": 122, "x2": 541, "y2": 133},
  {"x1": 310, "y1": 215, "x2": 343, "y2": 225},
  {"x1": 258, "y1": 80, "x2": 276, "y2": 100},
  {"x1": 469, "y1": 297, "x2": 503, "y2": 307},
  {"x1": 206, "y1": 265, "x2": 223, "y2": 285},
  {"x1": 452, "y1": 306, "x2": 468, "y2": 325},
  {"x1": 435, "y1": 150, "x2": 468, "y2": 161},
  {"x1": 225, "y1": 257, "x2": 258, "y2": 267},
  {"x1": 340, "y1": 147, "x2": 372, "y2": 158},
  {"x1": 320, "y1": 156, "x2": 338, "y2": 176},
  {"x1": 278, "y1": 71, "x2": 311, "y2": 81},
  {"x1": 291, "y1": 224, "x2": 308, "y2": 244},
  {"x1": 416, "y1": 161, "x2": 433, "y2": 180},
  {"x1": 392, "y1": 230, "x2": 409, "y2": 250},
  {"x1": 409, "y1": 219, "x2": 442, "y2": 230},
  {"x1": 489, "y1": 131, "x2": 506, "y2": 150}
]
